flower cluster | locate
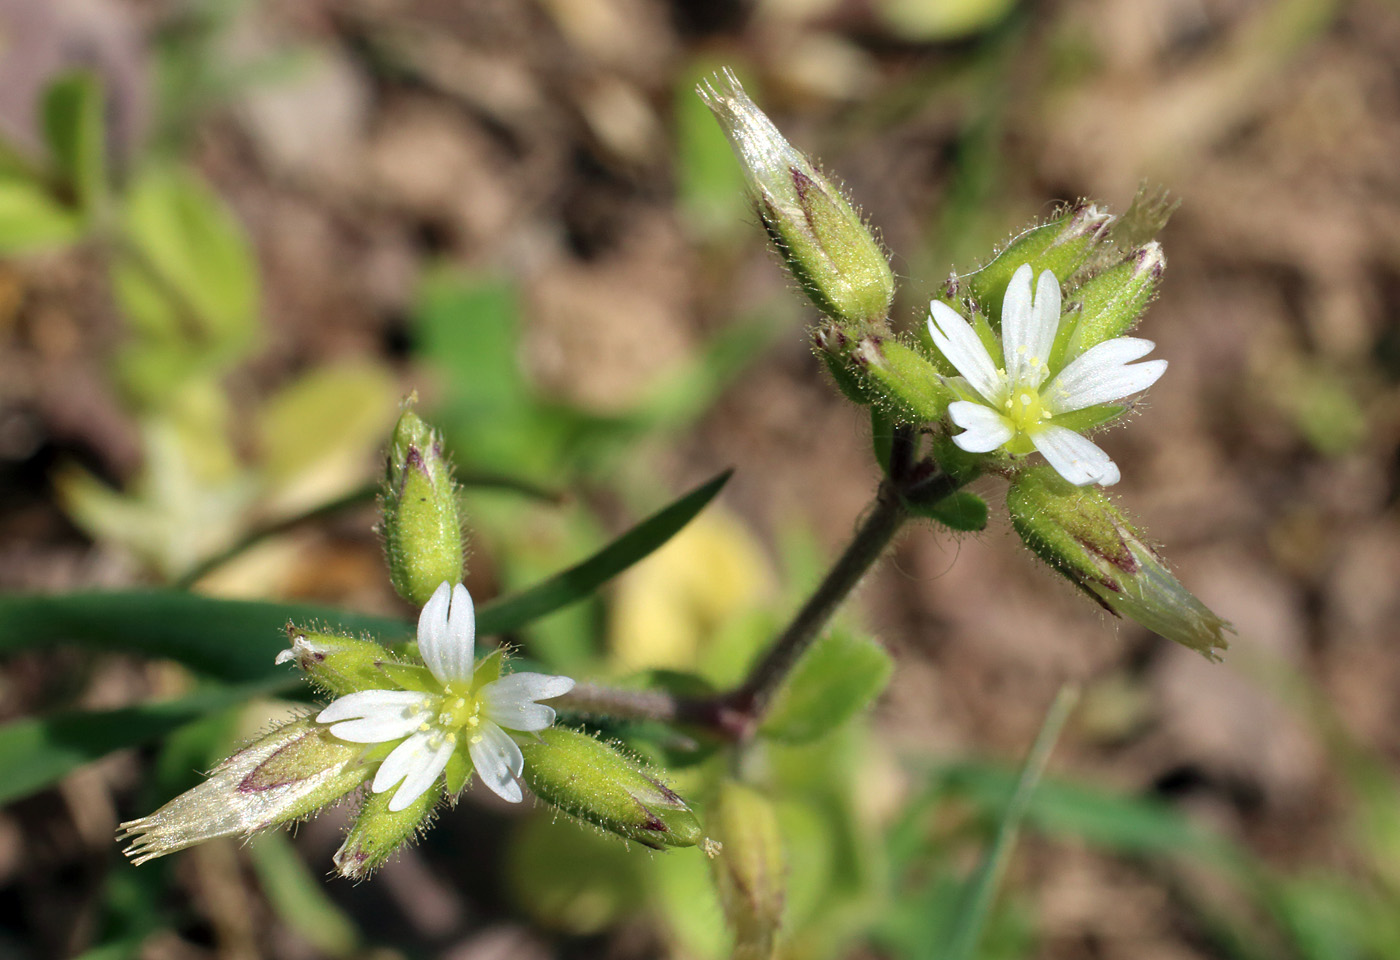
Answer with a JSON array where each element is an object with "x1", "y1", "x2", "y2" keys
[
  {"x1": 930, "y1": 262, "x2": 1167, "y2": 487},
  {"x1": 315, "y1": 581, "x2": 574, "y2": 810}
]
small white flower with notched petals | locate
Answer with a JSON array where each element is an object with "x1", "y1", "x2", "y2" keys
[
  {"x1": 927, "y1": 263, "x2": 1166, "y2": 486},
  {"x1": 316, "y1": 582, "x2": 574, "y2": 811}
]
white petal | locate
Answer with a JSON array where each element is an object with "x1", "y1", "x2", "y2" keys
[
  {"x1": 1044, "y1": 338, "x2": 1166, "y2": 414},
  {"x1": 416, "y1": 582, "x2": 452, "y2": 675},
  {"x1": 387, "y1": 737, "x2": 454, "y2": 812},
  {"x1": 418, "y1": 582, "x2": 476, "y2": 684},
  {"x1": 318, "y1": 690, "x2": 432, "y2": 743},
  {"x1": 1003, "y1": 266, "x2": 1059, "y2": 388},
  {"x1": 1030, "y1": 425, "x2": 1121, "y2": 487},
  {"x1": 480, "y1": 673, "x2": 575, "y2": 733},
  {"x1": 468, "y1": 722, "x2": 525, "y2": 803},
  {"x1": 373, "y1": 731, "x2": 430, "y2": 793},
  {"x1": 948, "y1": 401, "x2": 1015, "y2": 453},
  {"x1": 927, "y1": 301, "x2": 1002, "y2": 403}
]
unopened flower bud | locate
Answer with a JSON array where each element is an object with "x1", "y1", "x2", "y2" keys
[
  {"x1": 1061, "y1": 242, "x2": 1165, "y2": 360},
  {"x1": 518, "y1": 727, "x2": 702, "y2": 849},
  {"x1": 118, "y1": 718, "x2": 372, "y2": 864},
  {"x1": 333, "y1": 781, "x2": 443, "y2": 880},
  {"x1": 275, "y1": 625, "x2": 399, "y2": 697},
  {"x1": 383, "y1": 409, "x2": 464, "y2": 607},
  {"x1": 708, "y1": 781, "x2": 786, "y2": 960},
  {"x1": 852, "y1": 336, "x2": 954, "y2": 423},
  {"x1": 1007, "y1": 466, "x2": 1231, "y2": 660},
  {"x1": 699, "y1": 69, "x2": 894, "y2": 325},
  {"x1": 963, "y1": 203, "x2": 1115, "y2": 325}
]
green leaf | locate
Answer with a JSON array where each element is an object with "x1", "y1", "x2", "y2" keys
[
  {"x1": 760, "y1": 629, "x2": 894, "y2": 744},
  {"x1": 0, "y1": 592, "x2": 409, "y2": 682},
  {"x1": 111, "y1": 167, "x2": 259, "y2": 365},
  {"x1": 0, "y1": 179, "x2": 83, "y2": 253},
  {"x1": 0, "y1": 472, "x2": 731, "y2": 677},
  {"x1": 476, "y1": 469, "x2": 732, "y2": 636},
  {"x1": 0, "y1": 678, "x2": 293, "y2": 805},
  {"x1": 907, "y1": 490, "x2": 987, "y2": 532},
  {"x1": 42, "y1": 72, "x2": 105, "y2": 218}
]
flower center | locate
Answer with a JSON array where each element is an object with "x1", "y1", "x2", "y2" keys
[
  {"x1": 1004, "y1": 386, "x2": 1047, "y2": 434},
  {"x1": 433, "y1": 683, "x2": 481, "y2": 734}
]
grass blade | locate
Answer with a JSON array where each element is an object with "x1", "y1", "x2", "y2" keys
[
  {"x1": 474, "y1": 468, "x2": 732, "y2": 635},
  {"x1": 942, "y1": 684, "x2": 1080, "y2": 960}
]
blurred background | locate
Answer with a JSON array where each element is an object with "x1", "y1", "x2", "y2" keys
[{"x1": 3, "y1": 0, "x2": 1400, "y2": 958}]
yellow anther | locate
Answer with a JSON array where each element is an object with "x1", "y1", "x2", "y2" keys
[{"x1": 466, "y1": 716, "x2": 480, "y2": 727}]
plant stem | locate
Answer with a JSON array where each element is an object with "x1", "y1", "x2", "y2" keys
[
  {"x1": 725, "y1": 479, "x2": 908, "y2": 724},
  {"x1": 558, "y1": 480, "x2": 911, "y2": 739}
]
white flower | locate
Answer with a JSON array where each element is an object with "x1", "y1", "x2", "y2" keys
[
  {"x1": 927, "y1": 263, "x2": 1167, "y2": 486},
  {"x1": 315, "y1": 582, "x2": 574, "y2": 811}
]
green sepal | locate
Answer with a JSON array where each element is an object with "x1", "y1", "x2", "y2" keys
[
  {"x1": 760, "y1": 628, "x2": 894, "y2": 744},
  {"x1": 469, "y1": 648, "x2": 505, "y2": 693},
  {"x1": 906, "y1": 490, "x2": 988, "y2": 532},
  {"x1": 377, "y1": 662, "x2": 437, "y2": 693},
  {"x1": 382, "y1": 409, "x2": 464, "y2": 607},
  {"x1": 928, "y1": 434, "x2": 991, "y2": 486},
  {"x1": 333, "y1": 782, "x2": 443, "y2": 880},
  {"x1": 444, "y1": 745, "x2": 476, "y2": 795},
  {"x1": 962, "y1": 203, "x2": 1113, "y2": 326}
]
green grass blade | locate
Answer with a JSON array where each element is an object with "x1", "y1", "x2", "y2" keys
[
  {"x1": 0, "y1": 678, "x2": 294, "y2": 805},
  {"x1": 0, "y1": 470, "x2": 731, "y2": 680},
  {"x1": 474, "y1": 468, "x2": 732, "y2": 635},
  {"x1": 0, "y1": 593, "x2": 409, "y2": 681},
  {"x1": 942, "y1": 685, "x2": 1080, "y2": 960}
]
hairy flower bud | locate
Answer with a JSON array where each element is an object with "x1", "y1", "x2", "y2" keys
[
  {"x1": 708, "y1": 781, "x2": 787, "y2": 960},
  {"x1": 382, "y1": 409, "x2": 464, "y2": 607},
  {"x1": 1061, "y1": 242, "x2": 1165, "y2": 361},
  {"x1": 852, "y1": 335, "x2": 954, "y2": 423},
  {"x1": 275, "y1": 625, "x2": 400, "y2": 697},
  {"x1": 519, "y1": 727, "x2": 702, "y2": 849},
  {"x1": 1007, "y1": 466, "x2": 1231, "y2": 660},
  {"x1": 699, "y1": 69, "x2": 894, "y2": 325},
  {"x1": 333, "y1": 781, "x2": 443, "y2": 880},
  {"x1": 960, "y1": 203, "x2": 1115, "y2": 326},
  {"x1": 118, "y1": 718, "x2": 371, "y2": 864}
]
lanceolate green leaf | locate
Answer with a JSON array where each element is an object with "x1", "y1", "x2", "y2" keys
[
  {"x1": 474, "y1": 468, "x2": 733, "y2": 635},
  {"x1": 0, "y1": 678, "x2": 294, "y2": 805},
  {"x1": 0, "y1": 470, "x2": 732, "y2": 678}
]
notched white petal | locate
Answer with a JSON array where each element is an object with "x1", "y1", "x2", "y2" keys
[
  {"x1": 1045, "y1": 338, "x2": 1165, "y2": 413},
  {"x1": 928, "y1": 301, "x2": 1002, "y2": 403},
  {"x1": 1030, "y1": 425, "x2": 1120, "y2": 487},
  {"x1": 387, "y1": 737, "x2": 454, "y2": 812},
  {"x1": 416, "y1": 581, "x2": 453, "y2": 680},
  {"x1": 1000, "y1": 264, "x2": 1035, "y2": 383},
  {"x1": 948, "y1": 400, "x2": 1014, "y2": 453},
  {"x1": 469, "y1": 722, "x2": 525, "y2": 804}
]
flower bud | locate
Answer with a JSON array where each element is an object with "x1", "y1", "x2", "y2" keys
[
  {"x1": 960, "y1": 203, "x2": 1114, "y2": 326},
  {"x1": 814, "y1": 324, "x2": 878, "y2": 406},
  {"x1": 1060, "y1": 243, "x2": 1165, "y2": 361},
  {"x1": 333, "y1": 781, "x2": 443, "y2": 880},
  {"x1": 852, "y1": 336, "x2": 954, "y2": 423},
  {"x1": 118, "y1": 718, "x2": 372, "y2": 864},
  {"x1": 708, "y1": 781, "x2": 786, "y2": 960},
  {"x1": 1007, "y1": 466, "x2": 1230, "y2": 660},
  {"x1": 518, "y1": 727, "x2": 702, "y2": 849},
  {"x1": 699, "y1": 69, "x2": 894, "y2": 325},
  {"x1": 275, "y1": 625, "x2": 399, "y2": 697},
  {"x1": 382, "y1": 409, "x2": 464, "y2": 607}
]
